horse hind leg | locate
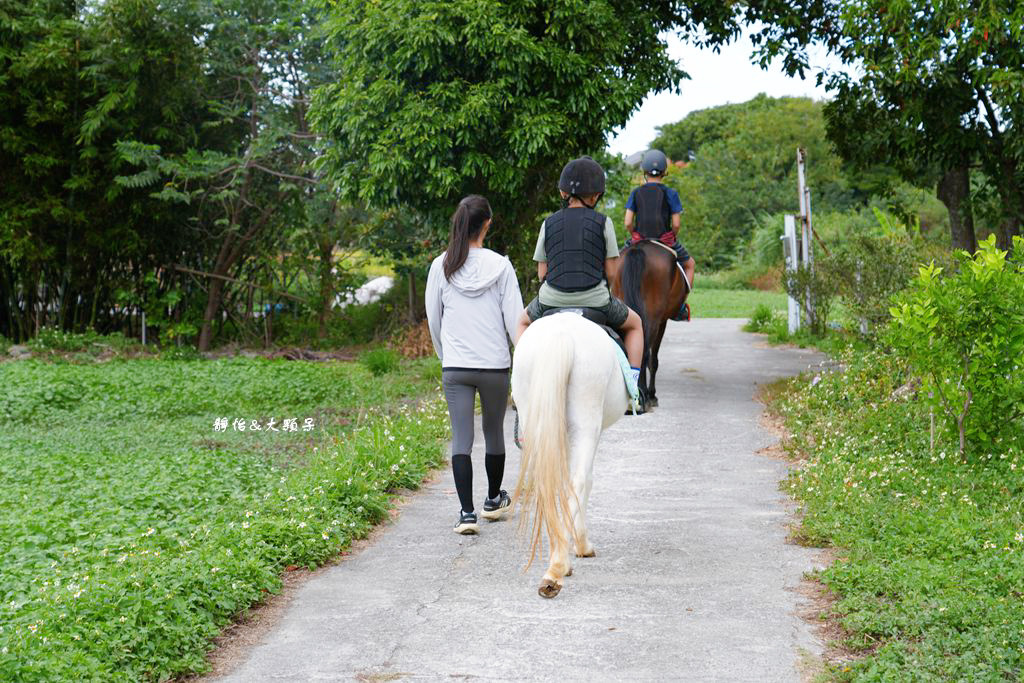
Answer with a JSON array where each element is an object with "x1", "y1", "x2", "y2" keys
[
  {"x1": 647, "y1": 320, "x2": 669, "y2": 407},
  {"x1": 570, "y1": 436, "x2": 598, "y2": 558},
  {"x1": 574, "y1": 475, "x2": 596, "y2": 558},
  {"x1": 539, "y1": 489, "x2": 584, "y2": 598},
  {"x1": 538, "y1": 435, "x2": 597, "y2": 598},
  {"x1": 539, "y1": 533, "x2": 571, "y2": 598}
]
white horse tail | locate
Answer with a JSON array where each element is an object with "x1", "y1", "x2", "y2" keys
[{"x1": 514, "y1": 329, "x2": 576, "y2": 569}]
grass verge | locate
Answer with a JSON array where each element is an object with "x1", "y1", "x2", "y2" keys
[
  {"x1": 689, "y1": 287, "x2": 788, "y2": 318},
  {"x1": 0, "y1": 355, "x2": 448, "y2": 680},
  {"x1": 769, "y1": 349, "x2": 1024, "y2": 679}
]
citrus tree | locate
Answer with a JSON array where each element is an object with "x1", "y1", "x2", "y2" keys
[{"x1": 889, "y1": 235, "x2": 1024, "y2": 456}]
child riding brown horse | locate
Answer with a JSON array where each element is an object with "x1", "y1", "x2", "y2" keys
[{"x1": 611, "y1": 239, "x2": 689, "y2": 409}]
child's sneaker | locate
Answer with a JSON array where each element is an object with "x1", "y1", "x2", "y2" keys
[
  {"x1": 481, "y1": 490, "x2": 511, "y2": 520},
  {"x1": 453, "y1": 510, "x2": 478, "y2": 534}
]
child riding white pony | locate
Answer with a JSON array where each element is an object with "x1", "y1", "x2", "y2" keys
[{"x1": 512, "y1": 311, "x2": 630, "y2": 598}]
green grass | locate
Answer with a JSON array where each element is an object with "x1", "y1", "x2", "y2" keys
[
  {"x1": 689, "y1": 287, "x2": 788, "y2": 318},
  {"x1": 773, "y1": 350, "x2": 1024, "y2": 679},
  {"x1": 0, "y1": 355, "x2": 448, "y2": 680}
]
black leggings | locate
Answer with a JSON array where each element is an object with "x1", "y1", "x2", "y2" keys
[{"x1": 441, "y1": 369, "x2": 510, "y2": 512}]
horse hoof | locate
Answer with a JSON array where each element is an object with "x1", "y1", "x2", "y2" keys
[
  {"x1": 538, "y1": 579, "x2": 562, "y2": 598},
  {"x1": 576, "y1": 548, "x2": 596, "y2": 558},
  {"x1": 565, "y1": 567, "x2": 573, "y2": 577},
  {"x1": 647, "y1": 397, "x2": 658, "y2": 408}
]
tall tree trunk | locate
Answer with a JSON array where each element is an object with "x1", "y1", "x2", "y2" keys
[
  {"x1": 995, "y1": 159, "x2": 1022, "y2": 252},
  {"x1": 197, "y1": 238, "x2": 235, "y2": 352},
  {"x1": 998, "y1": 216, "x2": 1022, "y2": 252},
  {"x1": 937, "y1": 165, "x2": 977, "y2": 253},
  {"x1": 407, "y1": 272, "x2": 417, "y2": 324},
  {"x1": 317, "y1": 237, "x2": 334, "y2": 340}
]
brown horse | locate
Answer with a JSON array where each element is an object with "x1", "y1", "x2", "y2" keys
[{"x1": 611, "y1": 240, "x2": 689, "y2": 409}]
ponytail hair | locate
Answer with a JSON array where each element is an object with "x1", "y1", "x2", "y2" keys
[{"x1": 443, "y1": 195, "x2": 492, "y2": 280}]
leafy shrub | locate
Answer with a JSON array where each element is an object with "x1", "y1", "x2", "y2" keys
[
  {"x1": 827, "y1": 232, "x2": 920, "y2": 336},
  {"x1": 159, "y1": 344, "x2": 202, "y2": 360},
  {"x1": 0, "y1": 334, "x2": 10, "y2": 355},
  {"x1": 418, "y1": 357, "x2": 442, "y2": 383},
  {"x1": 782, "y1": 260, "x2": 837, "y2": 337},
  {"x1": 888, "y1": 235, "x2": 1024, "y2": 456},
  {"x1": 27, "y1": 327, "x2": 133, "y2": 353},
  {"x1": 743, "y1": 303, "x2": 778, "y2": 332},
  {"x1": 360, "y1": 348, "x2": 400, "y2": 376}
]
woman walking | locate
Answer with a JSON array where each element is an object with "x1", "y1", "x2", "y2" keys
[{"x1": 425, "y1": 195, "x2": 524, "y2": 534}]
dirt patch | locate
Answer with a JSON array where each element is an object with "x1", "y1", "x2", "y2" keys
[
  {"x1": 268, "y1": 348, "x2": 357, "y2": 361},
  {"x1": 753, "y1": 379, "x2": 801, "y2": 462},
  {"x1": 180, "y1": 472, "x2": 440, "y2": 682},
  {"x1": 796, "y1": 571, "x2": 880, "y2": 679},
  {"x1": 749, "y1": 268, "x2": 782, "y2": 291},
  {"x1": 388, "y1": 320, "x2": 433, "y2": 359},
  {"x1": 755, "y1": 411, "x2": 793, "y2": 462}
]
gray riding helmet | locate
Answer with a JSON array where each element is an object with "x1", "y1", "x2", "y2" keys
[
  {"x1": 558, "y1": 156, "x2": 606, "y2": 196},
  {"x1": 641, "y1": 149, "x2": 668, "y2": 177}
]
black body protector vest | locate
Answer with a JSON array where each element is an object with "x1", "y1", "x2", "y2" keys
[
  {"x1": 634, "y1": 183, "x2": 672, "y2": 239},
  {"x1": 544, "y1": 207, "x2": 608, "y2": 292}
]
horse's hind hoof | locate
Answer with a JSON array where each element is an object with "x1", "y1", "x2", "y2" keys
[
  {"x1": 576, "y1": 548, "x2": 596, "y2": 558},
  {"x1": 538, "y1": 579, "x2": 562, "y2": 598},
  {"x1": 647, "y1": 397, "x2": 658, "y2": 408}
]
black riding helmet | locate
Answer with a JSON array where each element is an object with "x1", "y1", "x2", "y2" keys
[
  {"x1": 558, "y1": 156, "x2": 606, "y2": 202},
  {"x1": 641, "y1": 149, "x2": 668, "y2": 177}
]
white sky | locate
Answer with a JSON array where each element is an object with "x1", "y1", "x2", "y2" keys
[{"x1": 606, "y1": 30, "x2": 844, "y2": 156}]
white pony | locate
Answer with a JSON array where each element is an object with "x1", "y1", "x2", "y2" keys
[{"x1": 512, "y1": 312, "x2": 628, "y2": 598}]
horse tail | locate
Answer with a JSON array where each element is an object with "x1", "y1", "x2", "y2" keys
[
  {"x1": 620, "y1": 246, "x2": 654, "y2": 373},
  {"x1": 620, "y1": 247, "x2": 647, "y2": 325},
  {"x1": 514, "y1": 327, "x2": 576, "y2": 569}
]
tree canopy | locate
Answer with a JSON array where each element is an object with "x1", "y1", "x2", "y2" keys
[
  {"x1": 648, "y1": 95, "x2": 860, "y2": 267},
  {"x1": 748, "y1": 0, "x2": 1024, "y2": 253},
  {"x1": 310, "y1": 0, "x2": 741, "y2": 269}
]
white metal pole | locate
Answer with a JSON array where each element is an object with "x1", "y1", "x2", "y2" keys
[
  {"x1": 782, "y1": 215, "x2": 800, "y2": 334},
  {"x1": 796, "y1": 147, "x2": 815, "y2": 325},
  {"x1": 797, "y1": 148, "x2": 811, "y2": 264}
]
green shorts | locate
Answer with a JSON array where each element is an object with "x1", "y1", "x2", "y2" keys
[{"x1": 525, "y1": 295, "x2": 630, "y2": 328}]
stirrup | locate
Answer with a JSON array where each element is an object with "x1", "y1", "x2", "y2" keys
[{"x1": 671, "y1": 302, "x2": 690, "y2": 322}]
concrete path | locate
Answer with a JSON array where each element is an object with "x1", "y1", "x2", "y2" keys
[{"x1": 219, "y1": 319, "x2": 826, "y2": 682}]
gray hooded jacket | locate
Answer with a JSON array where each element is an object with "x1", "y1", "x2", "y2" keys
[{"x1": 425, "y1": 248, "x2": 524, "y2": 369}]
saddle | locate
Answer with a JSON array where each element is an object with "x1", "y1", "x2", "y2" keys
[{"x1": 539, "y1": 307, "x2": 627, "y2": 357}]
